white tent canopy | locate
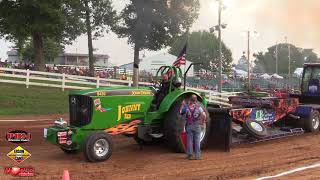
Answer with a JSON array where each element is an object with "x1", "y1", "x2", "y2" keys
[
  {"x1": 271, "y1": 73, "x2": 284, "y2": 79},
  {"x1": 119, "y1": 53, "x2": 194, "y2": 76},
  {"x1": 260, "y1": 73, "x2": 271, "y2": 79},
  {"x1": 233, "y1": 68, "x2": 247, "y2": 77}
]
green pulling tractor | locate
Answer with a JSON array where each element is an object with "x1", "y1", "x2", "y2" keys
[{"x1": 44, "y1": 64, "x2": 211, "y2": 162}]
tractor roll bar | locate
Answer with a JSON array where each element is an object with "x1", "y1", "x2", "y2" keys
[
  {"x1": 155, "y1": 66, "x2": 182, "y2": 93},
  {"x1": 184, "y1": 63, "x2": 202, "y2": 91}
]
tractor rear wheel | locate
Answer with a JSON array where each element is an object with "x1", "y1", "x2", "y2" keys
[
  {"x1": 83, "y1": 131, "x2": 113, "y2": 162},
  {"x1": 303, "y1": 110, "x2": 320, "y2": 132},
  {"x1": 164, "y1": 100, "x2": 211, "y2": 153}
]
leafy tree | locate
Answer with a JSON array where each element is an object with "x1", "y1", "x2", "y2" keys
[
  {"x1": 234, "y1": 53, "x2": 248, "y2": 72},
  {"x1": 253, "y1": 44, "x2": 319, "y2": 74},
  {"x1": 43, "y1": 38, "x2": 64, "y2": 62},
  {"x1": 0, "y1": 0, "x2": 83, "y2": 70},
  {"x1": 21, "y1": 38, "x2": 64, "y2": 62},
  {"x1": 114, "y1": 0, "x2": 200, "y2": 86},
  {"x1": 252, "y1": 52, "x2": 266, "y2": 73},
  {"x1": 11, "y1": 37, "x2": 28, "y2": 62},
  {"x1": 302, "y1": 49, "x2": 319, "y2": 63},
  {"x1": 80, "y1": 0, "x2": 117, "y2": 76},
  {"x1": 169, "y1": 31, "x2": 233, "y2": 73}
]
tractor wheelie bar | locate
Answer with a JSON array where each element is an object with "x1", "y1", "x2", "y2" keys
[{"x1": 44, "y1": 63, "x2": 320, "y2": 162}]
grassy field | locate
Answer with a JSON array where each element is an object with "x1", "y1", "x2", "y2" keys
[{"x1": 0, "y1": 83, "x2": 70, "y2": 115}]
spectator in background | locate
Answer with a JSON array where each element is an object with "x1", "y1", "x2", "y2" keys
[{"x1": 255, "y1": 85, "x2": 262, "y2": 91}]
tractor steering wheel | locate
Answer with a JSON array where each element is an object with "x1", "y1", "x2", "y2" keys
[
  {"x1": 153, "y1": 80, "x2": 161, "y2": 90},
  {"x1": 153, "y1": 66, "x2": 169, "y2": 90}
]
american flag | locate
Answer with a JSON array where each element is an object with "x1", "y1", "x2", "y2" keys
[{"x1": 173, "y1": 43, "x2": 187, "y2": 67}]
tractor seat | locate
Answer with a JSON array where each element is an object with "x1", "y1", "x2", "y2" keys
[{"x1": 308, "y1": 79, "x2": 320, "y2": 94}]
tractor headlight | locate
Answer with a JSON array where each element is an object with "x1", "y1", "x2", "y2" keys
[{"x1": 43, "y1": 128, "x2": 48, "y2": 138}]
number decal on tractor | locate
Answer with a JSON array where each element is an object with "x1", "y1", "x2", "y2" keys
[
  {"x1": 124, "y1": 114, "x2": 131, "y2": 119},
  {"x1": 256, "y1": 110, "x2": 263, "y2": 121},
  {"x1": 96, "y1": 91, "x2": 107, "y2": 96}
]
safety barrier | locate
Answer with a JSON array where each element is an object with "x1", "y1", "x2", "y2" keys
[{"x1": 186, "y1": 87, "x2": 241, "y2": 107}]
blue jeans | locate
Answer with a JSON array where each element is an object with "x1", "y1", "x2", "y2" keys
[{"x1": 186, "y1": 122, "x2": 201, "y2": 158}]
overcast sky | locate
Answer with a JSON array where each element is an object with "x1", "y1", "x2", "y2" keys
[{"x1": 1, "y1": 0, "x2": 319, "y2": 65}]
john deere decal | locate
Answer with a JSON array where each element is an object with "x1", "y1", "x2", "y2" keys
[
  {"x1": 7, "y1": 146, "x2": 31, "y2": 163},
  {"x1": 6, "y1": 130, "x2": 32, "y2": 144}
]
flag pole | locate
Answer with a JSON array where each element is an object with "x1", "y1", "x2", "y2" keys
[
  {"x1": 185, "y1": 33, "x2": 189, "y2": 85},
  {"x1": 184, "y1": 63, "x2": 186, "y2": 78}
]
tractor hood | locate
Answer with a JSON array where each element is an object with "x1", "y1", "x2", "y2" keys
[
  {"x1": 67, "y1": 86, "x2": 155, "y2": 130},
  {"x1": 69, "y1": 86, "x2": 155, "y2": 97}
]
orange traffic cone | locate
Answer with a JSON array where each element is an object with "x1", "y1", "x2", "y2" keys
[{"x1": 62, "y1": 170, "x2": 70, "y2": 180}]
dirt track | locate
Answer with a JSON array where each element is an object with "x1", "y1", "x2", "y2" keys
[{"x1": 1, "y1": 115, "x2": 320, "y2": 180}]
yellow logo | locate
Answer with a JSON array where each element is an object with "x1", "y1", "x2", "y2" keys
[
  {"x1": 96, "y1": 91, "x2": 107, "y2": 96},
  {"x1": 117, "y1": 104, "x2": 141, "y2": 121},
  {"x1": 7, "y1": 146, "x2": 31, "y2": 163},
  {"x1": 131, "y1": 91, "x2": 152, "y2": 95}
]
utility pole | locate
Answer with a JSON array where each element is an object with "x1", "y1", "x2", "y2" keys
[
  {"x1": 288, "y1": 42, "x2": 291, "y2": 77},
  {"x1": 247, "y1": 30, "x2": 250, "y2": 91},
  {"x1": 275, "y1": 42, "x2": 278, "y2": 74},
  {"x1": 217, "y1": 0, "x2": 222, "y2": 93},
  {"x1": 285, "y1": 36, "x2": 291, "y2": 77}
]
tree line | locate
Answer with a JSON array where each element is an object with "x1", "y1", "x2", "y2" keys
[
  {"x1": 0, "y1": 0, "x2": 208, "y2": 85},
  {"x1": 1, "y1": 1, "x2": 318, "y2": 86},
  {"x1": 253, "y1": 44, "x2": 319, "y2": 74},
  {"x1": 0, "y1": 0, "x2": 237, "y2": 85}
]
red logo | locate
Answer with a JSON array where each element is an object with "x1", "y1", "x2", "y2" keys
[
  {"x1": 6, "y1": 130, "x2": 32, "y2": 144},
  {"x1": 57, "y1": 131, "x2": 73, "y2": 145},
  {"x1": 4, "y1": 166, "x2": 35, "y2": 177}
]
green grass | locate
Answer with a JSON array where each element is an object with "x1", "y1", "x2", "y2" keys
[{"x1": 0, "y1": 83, "x2": 69, "y2": 115}]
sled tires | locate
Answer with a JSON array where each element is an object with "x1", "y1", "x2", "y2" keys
[
  {"x1": 84, "y1": 131, "x2": 113, "y2": 162},
  {"x1": 242, "y1": 120, "x2": 267, "y2": 139},
  {"x1": 60, "y1": 148, "x2": 79, "y2": 154},
  {"x1": 164, "y1": 98, "x2": 211, "y2": 153},
  {"x1": 303, "y1": 110, "x2": 320, "y2": 132}
]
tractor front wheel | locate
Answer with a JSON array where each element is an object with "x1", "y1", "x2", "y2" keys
[
  {"x1": 304, "y1": 110, "x2": 320, "y2": 132},
  {"x1": 164, "y1": 100, "x2": 211, "y2": 153},
  {"x1": 84, "y1": 131, "x2": 113, "y2": 162}
]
